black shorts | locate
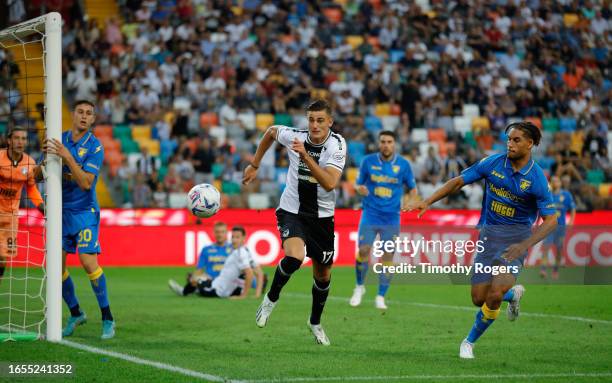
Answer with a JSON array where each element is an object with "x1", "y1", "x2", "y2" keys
[{"x1": 276, "y1": 208, "x2": 335, "y2": 265}]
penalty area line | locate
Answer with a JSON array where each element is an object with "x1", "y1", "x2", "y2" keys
[{"x1": 60, "y1": 339, "x2": 245, "y2": 383}]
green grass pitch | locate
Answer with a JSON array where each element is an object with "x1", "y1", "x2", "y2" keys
[{"x1": 1, "y1": 266, "x2": 611, "y2": 382}]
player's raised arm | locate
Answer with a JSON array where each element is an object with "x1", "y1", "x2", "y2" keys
[
  {"x1": 242, "y1": 126, "x2": 278, "y2": 185},
  {"x1": 231, "y1": 267, "x2": 253, "y2": 300}
]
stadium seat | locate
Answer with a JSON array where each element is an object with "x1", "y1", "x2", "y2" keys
[
  {"x1": 464, "y1": 131, "x2": 477, "y2": 148},
  {"x1": 94, "y1": 125, "x2": 113, "y2": 139},
  {"x1": 160, "y1": 139, "x2": 178, "y2": 162},
  {"x1": 586, "y1": 169, "x2": 605, "y2": 185},
  {"x1": 453, "y1": 116, "x2": 472, "y2": 135},
  {"x1": 428, "y1": 128, "x2": 446, "y2": 143},
  {"x1": 113, "y1": 124, "x2": 131, "y2": 139},
  {"x1": 364, "y1": 115, "x2": 383, "y2": 134},
  {"x1": 199, "y1": 112, "x2": 219, "y2": 127},
  {"x1": 390, "y1": 104, "x2": 401, "y2": 116},
  {"x1": 462, "y1": 104, "x2": 479, "y2": 118},
  {"x1": 419, "y1": 142, "x2": 439, "y2": 158},
  {"x1": 99, "y1": 136, "x2": 121, "y2": 152},
  {"x1": 563, "y1": 13, "x2": 579, "y2": 27},
  {"x1": 0, "y1": 122, "x2": 7, "y2": 136},
  {"x1": 472, "y1": 116, "x2": 490, "y2": 131},
  {"x1": 209, "y1": 126, "x2": 227, "y2": 145},
  {"x1": 256, "y1": 113, "x2": 274, "y2": 131},
  {"x1": 184, "y1": 138, "x2": 198, "y2": 154},
  {"x1": 342, "y1": 181, "x2": 356, "y2": 198},
  {"x1": 374, "y1": 103, "x2": 391, "y2": 116},
  {"x1": 525, "y1": 117, "x2": 542, "y2": 130},
  {"x1": 137, "y1": 139, "x2": 160, "y2": 156},
  {"x1": 131, "y1": 124, "x2": 152, "y2": 140},
  {"x1": 237, "y1": 112, "x2": 255, "y2": 130},
  {"x1": 381, "y1": 116, "x2": 400, "y2": 131},
  {"x1": 599, "y1": 184, "x2": 611, "y2": 198},
  {"x1": 168, "y1": 192, "x2": 188, "y2": 208},
  {"x1": 119, "y1": 138, "x2": 140, "y2": 154},
  {"x1": 542, "y1": 118, "x2": 559, "y2": 132},
  {"x1": 346, "y1": 35, "x2": 364, "y2": 49},
  {"x1": 411, "y1": 128, "x2": 427, "y2": 142},
  {"x1": 222, "y1": 181, "x2": 241, "y2": 195},
  {"x1": 292, "y1": 115, "x2": 308, "y2": 130},
  {"x1": 348, "y1": 141, "x2": 366, "y2": 165},
  {"x1": 310, "y1": 88, "x2": 329, "y2": 100},
  {"x1": 346, "y1": 167, "x2": 359, "y2": 183},
  {"x1": 323, "y1": 7, "x2": 343, "y2": 24},
  {"x1": 274, "y1": 114, "x2": 292, "y2": 126},
  {"x1": 247, "y1": 193, "x2": 270, "y2": 209},
  {"x1": 367, "y1": 36, "x2": 379, "y2": 48},
  {"x1": 390, "y1": 50, "x2": 405, "y2": 63},
  {"x1": 437, "y1": 116, "x2": 454, "y2": 132},
  {"x1": 559, "y1": 117, "x2": 577, "y2": 132}
]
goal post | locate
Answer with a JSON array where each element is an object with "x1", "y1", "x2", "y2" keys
[{"x1": 0, "y1": 12, "x2": 62, "y2": 342}]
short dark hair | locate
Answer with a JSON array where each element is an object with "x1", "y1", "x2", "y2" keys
[
  {"x1": 213, "y1": 221, "x2": 227, "y2": 228},
  {"x1": 73, "y1": 99, "x2": 96, "y2": 111},
  {"x1": 232, "y1": 225, "x2": 246, "y2": 236},
  {"x1": 7, "y1": 125, "x2": 27, "y2": 138},
  {"x1": 505, "y1": 121, "x2": 541, "y2": 146},
  {"x1": 379, "y1": 130, "x2": 396, "y2": 140},
  {"x1": 306, "y1": 99, "x2": 332, "y2": 116}
]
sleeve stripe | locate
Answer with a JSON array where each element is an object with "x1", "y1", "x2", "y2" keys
[{"x1": 327, "y1": 163, "x2": 344, "y2": 171}]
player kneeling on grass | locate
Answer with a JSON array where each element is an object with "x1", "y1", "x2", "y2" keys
[{"x1": 169, "y1": 226, "x2": 265, "y2": 299}]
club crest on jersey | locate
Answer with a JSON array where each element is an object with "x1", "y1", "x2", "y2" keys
[
  {"x1": 520, "y1": 179, "x2": 531, "y2": 191},
  {"x1": 78, "y1": 147, "x2": 88, "y2": 158},
  {"x1": 392, "y1": 165, "x2": 400, "y2": 174},
  {"x1": 21, "y1": 167, "x2": 27, "y2": 175}
]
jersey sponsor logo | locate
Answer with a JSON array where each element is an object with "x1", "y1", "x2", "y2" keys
[
  {"x1": 94, "y1": 146, "x2": 102, "y2": 154},
  {"x1": 490, "y1": 200, "x2": 516, "y2": 217},
  {"x1": 370, "y1": 174, "x2": 399, "y2": 184},
  {"x1": 78, "y1": 147, "x2": 88, "y2": 158},
  {"x1": 520, "y1": 179, "x2": 531, "y2": 191},
  {"x1": 491, "y1": 170, "x2": 505, "y2": 179},
  {"x1": 371, "y1": 166, "x2": 382, "y2": 170},
  {"x1": 488, "y1": 183, "x2": 524, "y2": 203}
]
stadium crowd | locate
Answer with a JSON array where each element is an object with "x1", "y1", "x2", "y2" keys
[{"x1": 0, "y1": 0, "x2": 610, "y2": 210}]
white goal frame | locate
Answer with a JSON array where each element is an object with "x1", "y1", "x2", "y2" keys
[{"x1": 0, "y1": 12, "x2": 62, "y2": 342}]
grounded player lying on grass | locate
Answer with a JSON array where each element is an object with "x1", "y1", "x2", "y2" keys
[
  {"x1": 406, "y1": 121, "x2": 557, "y2": 359},
  {"x1": 169, "y1": 225, "x2": 265, "y2": 299}
]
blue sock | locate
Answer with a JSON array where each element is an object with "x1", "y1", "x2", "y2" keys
[
  {"x1": 88, "y1": 267, "x2": 113, "y2": 321},
  {"x1": 355, "y1": 259, "x2": 369, "y2": 286},
  {"x1": 503, "y1": 289, "x2": 515, "y2": 302},
  {"x1": 377, "y1": 272, "x2": 392, "y2": 297},
  {"x1": 62, "y1": 271, "x2": 81, "y2": 316},
  {"x1": 466, "y1": 303, "x2": 499, "y2": 343}
]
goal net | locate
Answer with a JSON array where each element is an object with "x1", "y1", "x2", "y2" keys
[{"x1": 0, "y1": 13, "x2": 62, "y2": 342}]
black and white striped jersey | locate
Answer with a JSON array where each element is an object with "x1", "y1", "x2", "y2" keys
[{"x1": 274, "y1": 125, "x2": 347, "y2": 218}]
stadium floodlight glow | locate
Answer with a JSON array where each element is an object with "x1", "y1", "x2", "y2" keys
[{"x1": 0, "y1": 12, "x2": 62, "y2": 342}]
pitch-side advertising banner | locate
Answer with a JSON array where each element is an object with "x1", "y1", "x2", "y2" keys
[{"x1": 13, "y1": 209, "x2": 611, "y2": 268}]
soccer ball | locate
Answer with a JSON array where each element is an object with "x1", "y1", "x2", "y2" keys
[{"x1": 187, "y1": 183, "x2": 221, "y2": 218}]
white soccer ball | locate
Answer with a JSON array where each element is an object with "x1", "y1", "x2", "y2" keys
[{"x1": 187, "y1": 183, "x2": 221, "y2": 218}]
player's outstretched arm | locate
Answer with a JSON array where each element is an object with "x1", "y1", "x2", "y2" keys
[
  {"x1": 502, "y1": 214, "x2": 558, "y2": 262},
  {"x1": 242, "y1": 126, "x2": 278, "y2": 185},
  {"x1": 291, "y1": 138, "x2": 342, "y2": 192},
  {"x1": 403, "y1": 176, "x2": 465, "y2": 217}
]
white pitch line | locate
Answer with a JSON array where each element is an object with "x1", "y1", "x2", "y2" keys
[
  {"x1": 246, "y1": 372, "x2": 612, "y2": 382},
  {"x1": 285, "y1": 293, "x2": 612, "y2": 325},
  {"x1": 61, "y1": 339, "x2": 244, "y2": 383}
]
